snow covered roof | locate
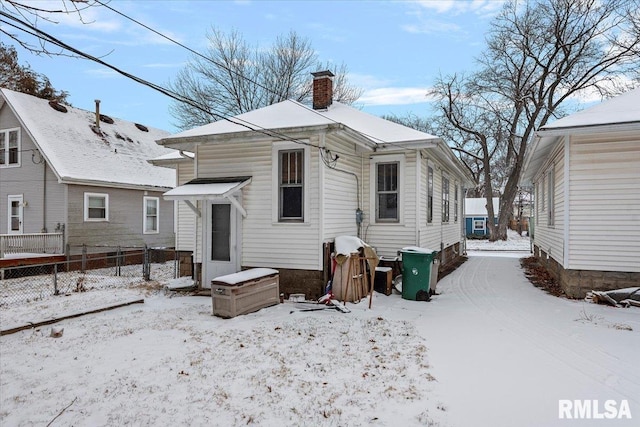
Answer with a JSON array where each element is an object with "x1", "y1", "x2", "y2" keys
[
  {"x1": 522, "y1": 87, "x2": 640, "y2": 185},
  {"x1": 465, "y1": 198, "x2": 499, "y2": 217},
  {"x1": 159, "y1": 100, "x2": 442, "y2": 149},
  {"x1": 539, "y1": 87, "x2": 640, "y2": 133},
  {"x1": 1, "y1": 88, "x2": 176, "y2": 190}
]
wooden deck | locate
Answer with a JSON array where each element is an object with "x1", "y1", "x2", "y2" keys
[{"x1": 0, "y1": 254, "x2": 66, "y2": 268}]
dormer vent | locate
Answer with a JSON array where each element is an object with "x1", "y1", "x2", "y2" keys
[
  {"x1": 48, "y1": 100, "x2": 68, "y2": 113},
  {"x1": 99, "y1": 114, "x2": 114, "y2": 124}
]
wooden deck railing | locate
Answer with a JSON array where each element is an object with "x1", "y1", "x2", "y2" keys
[{"x1": 0, "y1": 233, "x2": 64, "y2": 258}]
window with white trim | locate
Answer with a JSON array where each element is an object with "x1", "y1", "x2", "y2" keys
[
  {"x1": 535, "y1": 183, "x2": 539, "y2": 225},
  {"x1": 427, "y1": 166, "x2": 434, "y2": 223},
  {"x1": 474, "y1": 219, "x2": 485, "y2": 231},
  {"x1": 143, "y1": 196, "x2": 159, "y2": 233},
  {"x1": 454, "y1": 183, "x2": 459, "y2": 222},
  {"x1": 547, "y1": 167, "x2": 555, "y2": 226},
  {"x1": 371, "y1": 155, "x2": 404, "y2": 223},
  {"x1": 541, "y1": 175, "x2": 545, "y2": 212},
  {"x1": 0, "y1": 128, "x2": 20, "y2": 167},
  {"x1": 376, "y1": 161, "x2": 399, "y2": 221},
  {"x1": 84, "y1": 193, "x2": 109, "y2": 221},
  {"x1": 442, "y1": 174, "x2": 450, "y2": 223},
  {"x1": 279, "y1": 149, "x2": 304, "y2": 221}
]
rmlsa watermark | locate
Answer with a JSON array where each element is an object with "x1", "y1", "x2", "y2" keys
[{"x1": 559, "y1": 399, "x2": 632, "y2": 419}]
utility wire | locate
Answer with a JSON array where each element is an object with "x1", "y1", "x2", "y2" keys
[
  {"x1": 0, "y1": 11, "x2": 329, "y2": 154},
  {"x1": 91, "y1": 0, "x2": 420, "y2": 153}
]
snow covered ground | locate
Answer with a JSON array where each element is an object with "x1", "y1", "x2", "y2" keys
[
  {"x1": 1, "y1": 246, "x2": 638, "y2": 426},
  {"x1": 465, "y1": 228, "x2": 532, "y2": 252}
]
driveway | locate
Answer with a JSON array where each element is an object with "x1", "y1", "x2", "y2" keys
[{"x1": 405, "y1": 252, "x2": 640, "y2": 427}]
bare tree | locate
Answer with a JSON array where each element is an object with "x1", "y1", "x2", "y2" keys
[
  {"x1": 168, "y1": 28, "x2": 363, "y2": 130},
  {"x1": 1, "y1": 0, "x2": 101, "y2": 56},
  {"x1": 430, "y1": 0, "x2": 640, "y2": 241},
  {"x1": 0, "y1": 42, "x2": 69, "y2": 101}
]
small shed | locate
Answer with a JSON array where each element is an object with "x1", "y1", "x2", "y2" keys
[{"x1": 464, "y1": 198, "x2": 499, "y2": 236}]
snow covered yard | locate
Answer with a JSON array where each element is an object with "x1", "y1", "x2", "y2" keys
[{"x1": 1, "y1": 251, "x2": 639, "y2": 426}]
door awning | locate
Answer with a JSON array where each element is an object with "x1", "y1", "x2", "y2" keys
[{"x1": 163, "y1": 176, "x2": 251, "y2": 217}]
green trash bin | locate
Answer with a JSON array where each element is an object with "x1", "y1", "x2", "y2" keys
[{"x1": 401, "y1": 247, "x2": 437, "y2": 301}]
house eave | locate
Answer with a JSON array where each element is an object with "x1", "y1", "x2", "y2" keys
[
  {"x1": 60, "y1": 177, "x2": 173, "y2": 192},
  {"x1": 536, "y1": 121, "x2": 640, "y2": 138},
  {"x1": 373, "y1": 138, "x2": 440, "y2": 152},
  {"x1": 158, "y1": 123, "x2": 344, "y2": 150}
]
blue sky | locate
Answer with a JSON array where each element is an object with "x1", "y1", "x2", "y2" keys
[{"x1": 8, "y1": 0, "x2": 506, "y2": 133}]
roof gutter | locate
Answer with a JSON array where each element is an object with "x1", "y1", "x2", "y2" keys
[
  {"x1": 157, "y1": 123, "x2": 341, "y2": 149},
  {"x1": 59, "y1": 176, "x2": 174, "y2": 192},
  {"x1": 537, "y1": 121, "x2": 640, "y2": 137}
]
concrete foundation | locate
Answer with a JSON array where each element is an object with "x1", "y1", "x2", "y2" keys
[{"x1": 534, "y1": 245, "x2": 640, "y2": 298}]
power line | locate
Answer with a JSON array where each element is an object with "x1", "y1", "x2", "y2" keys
[
  {"x1": 93, "y1": 0, "x2": 281, "y2": 101},
  {"x1": 0, "y1": 10, "x2": 328, "y2": 154},
  {"x1": 91, "y1": 1, "x2": 418, "y2": 152},
  {"x1": 1, "y1": 6, "x2": 402, "y2": 162}
]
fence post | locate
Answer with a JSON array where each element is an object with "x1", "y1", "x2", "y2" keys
[
  {"x1": 82, "y1": 244, "x2": 87, "y2": 273},
  {"x1": 53, "y1": 263, "x2": 59, "y2": 296},
  {"x1": 116, "y1": 246, "x2": 121, "y2": 277},
  {"x1": 143, "y1": 245, "x2": 150, "y2": 281},
  {"x1": 174, "y1": 249, "x2": 178, "y2": 279}
]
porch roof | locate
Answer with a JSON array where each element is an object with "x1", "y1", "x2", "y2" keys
[{"x1": 163, "y1": 177, "x2": 252, "y2": 217}]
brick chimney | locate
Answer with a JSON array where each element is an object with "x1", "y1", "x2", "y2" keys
[{"x1": 312, "y1": 70, "x2": 334, "y2": 110}]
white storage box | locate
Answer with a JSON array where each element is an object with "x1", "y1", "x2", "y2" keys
[{"x1": 211, "y1": 268, "x2": 279, "y2": 318}]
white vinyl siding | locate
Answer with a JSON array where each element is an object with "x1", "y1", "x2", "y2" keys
[
  {"x1": 567, "y1": 133, "x2": 640, "y2": 272},
  {"x1": 419, "y1": 152, "x2": 465, "y2": 253},
  {"x1": 365, "y1": 153, "x2": 413, "y2": 257},
  {"x1": 196, "y1": 139, "x2": 320, "y2": 270},
  {"x1": 176, "y1": 161, "x2": 196, "y2": 252},
  {"x1": 532, "y1": 142, "x2": 564, "y2": 266},
  {"x1": 322, "y1": 136, "x2": 359, "y2": 239}
]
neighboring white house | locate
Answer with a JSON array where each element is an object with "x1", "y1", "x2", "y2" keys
[
  {"x1": 0, "y1": 89, "x2": 176, "y2": 256},
  {"x1": 521, "y1": 87, "x2": 640, "y2": 298},
  {"x1": 464, "y1": 197, "x2": 499, "y2": 236},
  {"x1": 156, "y1": 71, "x2": 474, "y2": 297}
]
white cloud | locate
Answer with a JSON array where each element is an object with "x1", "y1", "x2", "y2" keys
[
  {"x1": 359, "y1": 87, "x2": 435, "y2": 106},
  {"x1": 347, "y1": 73, "x2": 434, "y2": 106},
  {"x1": 401, "y1": 20, "x2": 462, "y2": 34},
  {"x1": 400, "y1": 0, "x2": 505, "y2": 35},
  {"x1": 409, "y1": 0, "x2": 505, "y2": 16}
]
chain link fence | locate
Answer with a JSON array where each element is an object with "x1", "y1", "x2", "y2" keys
[{"x1": 0, "y1": 247, "x2": 179, "y2": 307}]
